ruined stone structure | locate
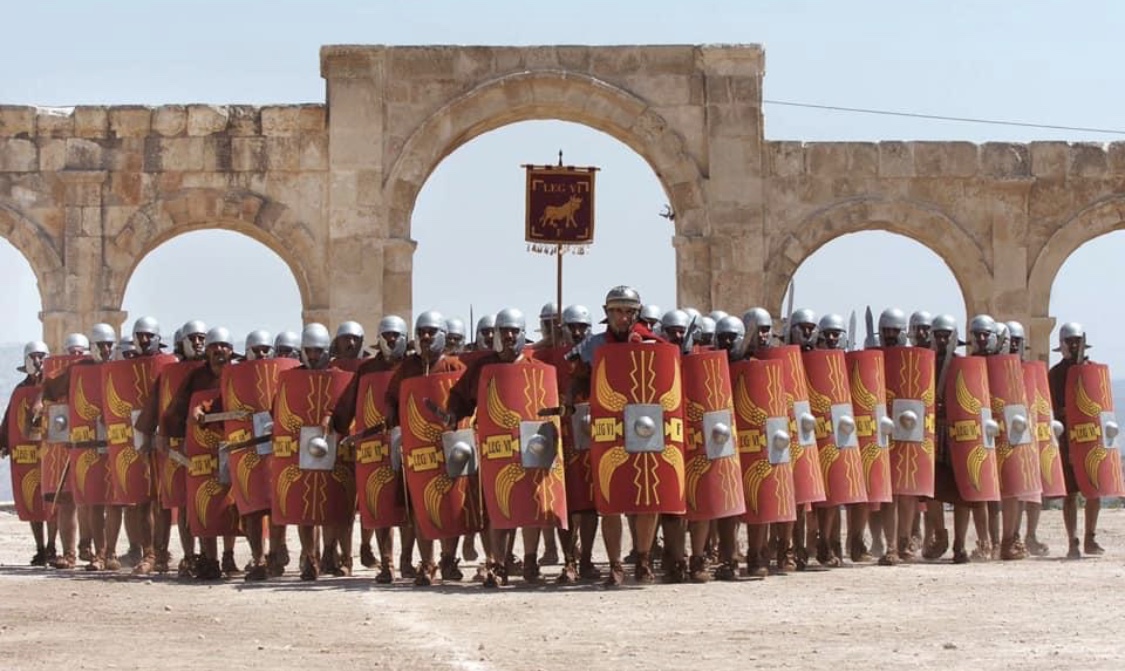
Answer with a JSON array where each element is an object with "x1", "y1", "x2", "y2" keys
[{"x1": 1, "y1": 44, "x2": 1122, "y2": 361}]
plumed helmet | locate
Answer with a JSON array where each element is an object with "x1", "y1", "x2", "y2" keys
[
  {"x1": 661, "y1": 309, "x2": 690, "y2": 330},
  {"x1": 275, "y1": 330, "x2": 300, "y2": 350},
  {"x1": 818, "y1": 313, "x2": 846, "y2": 334},
  {"x1": 538, "y1": 302, "x2": 559, "y2": 322},
  {"x1": 493, "y1": 307, "x2": 527, "y2": 353},
  {"x1": 604, "y1": 285, "x2": 642, "y2": 310},
  {"x1": 301, "y1": 323, "x2": 331, "y2": 350},
  {"x1": 742, "y1": 308, "x2": 773, "y2": 331},
  {"x1": 244, "y1": 329, "x2": 273, "y2": 359},
  {"x1": 377, "y1": 315, "x2": 409, "y2": 359},
  {"x1": 20, "y1": 340, "x2": 49, "y2": 373},
  {"x1": 709, "y1": 310, "x2": 729, "y2": 323},
  {"x1": 90, "y1": 323, "x2": 116, "y2": 345},
  {"x1": 336, "y1": 320, "x2": 365, "y2": 341},
  {"x1": 562, "y1": 304, "x2": 592, "y2": 326},
  {"x1": 64, "y1": 332, "x2": 90, "y2": 353},
  {"x1": 639, "y1": 304, "x2": 662, "y2": 324},
  {"x1": 205, "y1": 326, "x2": 233, "y2": 348}
]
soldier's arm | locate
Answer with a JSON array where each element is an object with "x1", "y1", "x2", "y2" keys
[
  {"x1": 157, "y1": 374, "x2": 194, "y2": 439},
  {"x1": 446, "y1": 372, "x2": 476, "y2": 425},
  {"x1": 384, "y1": 368, "x2": 405, "y2": 429},
  {"x1": 330, "y1": 374, "x2": 362, "y2": 434}
]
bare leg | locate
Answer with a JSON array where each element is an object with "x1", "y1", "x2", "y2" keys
[
  {"x1": 746, "y1": 523, "x2": 770, "y2": 577},
  {"x1": 54, "y1": 497, "x2": 78, "y2": 568},
  {"x1": 687, "y1": 518, "x2": 711, "y2": 581},
  {"x1": 868, "y1": 507, "x2": 885, "y2": 557},
  {"x1": 104, "y1": 505, "x2": 123, "y2": 568},
  {"x1": 923, "y1": 500, "x2": 949, "y2": 559},
  {"x1": 521, "y1": 526, "x2": 543, "y2": 582},
  {"x1": 971, "y1": 502, "x2": 991, "y2": 560},
  {"x1": 1000, "y1": 498, "x2": 1025, "y2": 560},
  {"x1": 714, "y1": 517, "x2": 739, "y2": 579},
  {"x1": 298, "y1": 524, "x2": 319, "y2": 580},
  {"x1": 1024, "y1": 501, "x2": 1048, "y2": 556},
  {"x1": 1084, "y1": 497, "x2": 1103, "y2": 555},
  {"x1": 878, "y1": 498, "x2": 900, "y2": 565},
  {"x1": 846, "y1": 504, "x2": 870, "y2": 561}
]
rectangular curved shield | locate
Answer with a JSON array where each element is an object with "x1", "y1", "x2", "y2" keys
[
  {"x1": 758, "y1": 345, "x2": 826, "y2": 505},
  {"x1": 589, "y1": 341, "x2": 686, "y2": 516},
  {"x1": 5, "y1": 385, "x2": 51, "y2": 522},
  {"x1": 1023, "y1": 361, "x2": 1065, "y2": 499},
  {"x1": 803, "y1": 349, "x2": 867, "y2": 506},
  {"x1": 682, "y1": 350, "x2": 745, "y2": 521},
  {"x1": 1064, "y1": 362, "x2": 1125, "y2": 498},
  {"x1": 68, "y1": 364, "x2": 111, "y2": 506},
  {"x1": 155, "y1": 360, "x2": 204, "y2": 510},
  {"x1": 184, "y1": 389, "x2": 240, "y2": 538},
  {"x1": 884, "y1": 346, "x2": 936, "y2": 497},
  {"x1": 987, "y1": 354, "x2": 1042, "y2": 499},
  {"x1": 944, "y1": 356, "x2": 1001, "y2": 502},
  {"x1": 352, "y1": 368, "x2": 407, "y2": 529},
  {"x1": 102, "y1": 355, "x2": 174, "y2": 505},
  {"x1": 731, "y1": 358, "x2": 796, "y2": 525}
]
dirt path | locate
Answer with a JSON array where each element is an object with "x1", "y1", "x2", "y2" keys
[{"x1": 0, "y1": 508, "x2": 1122, "y2": 671}]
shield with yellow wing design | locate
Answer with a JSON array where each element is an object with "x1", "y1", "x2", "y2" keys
[
  {"x1": 682, "y1": 350, "x2": 745, "y2": 521},
  {"x1": 845, "y1": 350, "x2": 893, "y2": 504},
  {"x1": 6, "y1": 384, "x2": 51, "y2": 522},
  {"x1": 986, "y1": 354, "x2": 1041, "y2": 499},
  {"x1": 102, "y1": 355, "x2": 175, "y2": 505},
  {"x1": 269, "y1": 367, "x2": 354, "y2": 526},
  {"x1": 802, "y1": 349, "x2": 868, "y2": 506},
  {"x1": 730, "y1": 359, "x2": 796, "y2": 525},
  {"x1": 475, "y1": 361, "x2": 568, "y2": 530},
  {"x1": 154, "y1": 360, "x2": 204, "y2": 510},
  {"x1": 884, "y1": 346, "x2": 936, "y2": 497},
  {"x1": 184, "y1": 389, "x2": 240, "y2": 537},
  {"x1": 40, "y1": 354, "x2": 88, "y2": 501},
  {"x1": 222, "y1": 358, "x2": 299, "y2": 515},
  {"x1": 758, "y1": 346, "x2": 826, "y2": 505},
  {"x1": 352, "y1": 369, "x2": 408, "y2": 530},
  {"x1": 1064, "y1": 362, "x2": 1125, "y2": 498},
  {"x1": 67, "y1": 363, "x2": 111, "y2": 506},
  {"x1": 1023, "y1": 361, "x2": 1065, "y2": 499},
  {"x1": 589, "y1": 341, "x2": 686, "y2": 515},
  {"x1": 944, "y1": 357, "x2": 1000, "y2": 502},
  {"x1": 400, "y1": 370, "x2": 485, "y2": 541}
]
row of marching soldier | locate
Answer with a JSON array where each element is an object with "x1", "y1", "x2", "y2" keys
[{"x1": 1, "y1": 285, "x2": 1119, "y2": 586}]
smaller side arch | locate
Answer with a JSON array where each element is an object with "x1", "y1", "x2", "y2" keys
[
  {"x1": 763, "y1": 197, "x2": 992, "y2": 316},
  {"x1": 103, "y1": 188, "x2": 325, "y2": 313},
  {"x1": 0, "y1": 202, "x2": 64, "y2": 311}
]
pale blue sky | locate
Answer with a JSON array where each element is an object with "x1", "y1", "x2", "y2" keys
[{"x1": 1, "y1": 1, "x2": 1123, "y2": 367}]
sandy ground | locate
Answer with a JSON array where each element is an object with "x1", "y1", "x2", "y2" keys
[{"x1": 0, "y1": 507, "x2": 1123, "y2": 671}]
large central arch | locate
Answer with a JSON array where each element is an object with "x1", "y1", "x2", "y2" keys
[
  {"x1": 764, "y1": 197, "x2": 991, "y2": 315},
  {"x1": 384, "y1": 70, "x2": 709, "y2": 242}
]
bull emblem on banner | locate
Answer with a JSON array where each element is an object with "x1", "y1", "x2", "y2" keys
[{"x1": 539, "y1": 195, "x2": 583, "y2": 230}]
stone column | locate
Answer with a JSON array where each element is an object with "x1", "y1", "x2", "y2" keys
[{"x1": 47, "y1": 170, "x2": 109, "y2": 351}]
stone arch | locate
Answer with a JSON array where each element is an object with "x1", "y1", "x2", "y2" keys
[
  {"x1": 384, "y1": 69, "x2": 708, "y2": 240},
  {"x1": 1027, "y1": 195, "x2": 1125, "y2": 322},
  {"x1": 0, "y1": 201, "x2": 64, "y2": 311},
  {"x1": 764, "y1": 197, "x2": 991, "y2": 315},
  {"x1": 103, "y1": 188, "x2": 325, "y2": 313}
]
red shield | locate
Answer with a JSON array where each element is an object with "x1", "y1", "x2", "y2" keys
[
  {"x1": 102, "y1": 355, "x2": 174, "y2": 505},
  {"x1": 682, "y1": 351, "x2": 746, "y2": 521},
  {"x1": 731, "y1": 359, "x2": 797, "y2": 524},
  {"x1": 1064, "y1": 362, "x2": 1125, "y2": 498},
  {"x1": 845, "y1": 350, "x2": 892, "y2": 503},
  {"x1": 155, "y1": 360, "x2": 204, "y2": 510},
  {"x1": 475, "y1": 361, "x2": 568, "y2": 529},
  {"x1": 944, "y1": 357, "x2": 1001, "y2": 502},
  {"x1": 589, "y1": 342, "x2": 686, "y2": 515},
  {"x1": 539, "y1": 345, "x2": 596, "y2": 514},
  {"x1": 803, "y1": 349, "x2": 868, "y2": 506},
  {"x1": 68, "y1": 364, "x2": 112, "y2": 506},
  {"x1": 332, "y1": 358, "x2": 365, "y2": 373},
  {"x1": 5, "y1": 385, "x2": 50, "y2": 522},
  {"x1": 1023, "y1": 361, "x2": 1066, "y2": 499},
  {"x1": 269, "y1": 368, "x2": 354, "y2": 526},
  {"x1": 986, "y1": 355, "x2": 1041, "y2": 499},
  {"x1": 222, "y1": 358, "x2": 300, "y2": 515},
  {"x1": 183, "y1": 389, "x2": 240, "y2": 537},
  {"x1": 884, "y1": 347, "x2": 936, "y2": 496},
  {"x1": 353, "y1": 369, "x2": 408, "y2": 529},
  {"x1": 758, "y1": 346, "x2": 826, "y2": 505},
  {"x1": 40, "y1": 354, "x2": 88, "y2": 500},
  {"x1": 400, "y1": 371, "x2": 485, "y2": 540}
]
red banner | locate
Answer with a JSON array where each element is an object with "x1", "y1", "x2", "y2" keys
[{"x1": 525, "y1": 166, "x2": 596, "y2": 246}]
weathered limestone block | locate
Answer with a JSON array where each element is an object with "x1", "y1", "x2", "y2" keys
[
  {"x1": 1029, "y1": 142, "x2": 1069, "y2": 178},
  {"x1": 0, "y1": 139, "x2": 37, "y2": 172},
  {"x1": 152, "y1": 105, "x2": 187, "y2": 137},
  {"x1": 36, "y1": 109, "x2": 74, "y2": 138},
  {"x1": 1068, "y1": 143, "x2": 1107, "y2": 178},
  {"x1": 73, "y1": 106, "x2": 109, "y2": 139},
  {"x1": 108, "y1": 106, "x2": 151, "y2": 138},
  {"x1": 981, "y1": 143, "x2": 1030, "y2": 178},
  {"x1": 0, "y1": 106, "x2": 36, "y2": 138},
  {"x1": 187, "y1": 105, "x2": 230, "y2": 136},
  {"x1": 878, "y1": 142, "x2": 914, "y2": 178}
]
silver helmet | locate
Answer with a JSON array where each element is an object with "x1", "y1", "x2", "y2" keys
[
  {"x1": 742, "y1": 308, "x2": 774, "y2": 354},
  {"x1": 415, "y1": 310, "x2": 447, "y2": 356},
  {"x1": 205, "y1": 326, "x2": 233, "y2": 348},
  {"x1": 493, "y1": 307, "x2": 527, "y2": 353},
  {"x1": 377, "y1": 315, "x2": 409, "y2": 360},
  {"x1": 475, "y1": 314, "x2": 496, "y2": 351},
  {"x1": 274, "y1": 330, "x2": 301, "y2": 359},
  {"x1": 639, "y1": 304, "x2": 662, "y2": 326},
  {"x1": 683, "y1": 307, "x2": 702, "y2": 323},
  {"x1": 661, "y1": 309, "x2": 690, "y2": 331},
  {"x1": 789, "y1": 308, "x2": 818, "y2": 348},
  {"x1": 878, "y1": 308, "x2": 908, "y2": 347},
  {"x1": 300, "y1": 323, "x2": 332, "y2": 368},
  {"x1": 538, "y1": 301, "x2": 559, "y2": 323},
  {"x1": 709, "y1": 310, "x2": 730, "y2": 323},
  {"x1": 180, "y1": 320, "x2": 207, "y2": 360},
  {"x1": 714, "y1": 315, "x2": 746, "y2": 359},
  {"x1": 132, "y1": 316, "x2": 163, "y2": 354},
  {"x1": 63, "y1": 332, "x2": 90, "y2": 355},
  {"x1": 336, "y1": 320, "x2": 365, "y2": 342},
  {"x1": 1054, "y1": 322, "x2": 1090, "y2": 353},
  {"x1": 909, "y1": 310, "x2": 934, "y2": 348},
  {"x1": 604, "y1": 285, "x2": 642, "y2": 311},
  {"x1": 699, "y1": 316, "x2": 716, "y2": 337},
  {"x1": 445, "y1": 317, "x2": 467, "y2": 353},
  {"x1": 244, "y1": 329, "x2": 273, "y2": 360},
  {"x1": 562, "y1": 304, "x2": 591, "y2": 326},
  {"x1": 90, "y1": 323, "x2": 116, "y2": 346},
  {"x1": 817, "y1": 313, "x2": 846, "y2": 350},
  {"x1": 19, "y1": 340, "x2": 49, "y2": 374},
  {"x1": 968, "y1": 314, "x2": 997, "y2": 356},
  {"x1": 931, "y1": 314, "x2": 962, "y2": 353},
  {"x1": 171, "y1": 328, "x2": 183, "y2": 356},
  {"x1": 115, "y1": 338, "x2": 136, "y2": 360},
  {"x1": 1003, "y1": 320, "x2": 1026, "y2": 359}
]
